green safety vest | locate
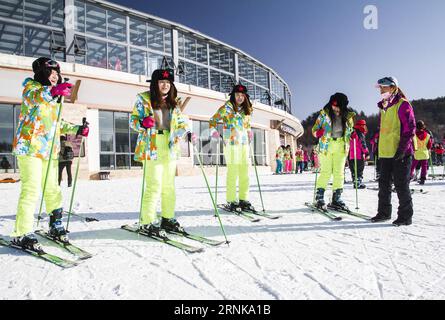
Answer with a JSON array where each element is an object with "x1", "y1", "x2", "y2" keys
[
  {"x1": 414, "y1": 134, "x2": 430, "y2": 160},
  {"x1": 378, "y1": 99, "x2": 405, "y2": 158}
]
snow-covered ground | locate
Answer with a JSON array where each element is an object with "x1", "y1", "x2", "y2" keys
[{"x1": 1, "y1": 166, "x2": 444, "y2": 300}]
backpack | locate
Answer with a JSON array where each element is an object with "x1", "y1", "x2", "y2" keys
[{"x1": 63, "y1": 146, "x2": 74, "y2": 161}]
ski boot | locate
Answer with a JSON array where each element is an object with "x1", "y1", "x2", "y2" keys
[
  {"x1": 48, "y1": 208, "x2": 69, "y2": 243},
  {"x1": 357, "y1": 178, "x2": 366, "y2": 189},
  {"x1": 329, "y1": 189, "x2": 349, "y2": 211},
  {"x1": 239, "y1": 200, "x2": 257, "y2": 213},
  {"x1": 12, "y1": 233, "x2": 43, "y2": 252},
  {"x1": 417, "y1": 177, "x2": 426, "y2": 185},
  {"x1": 223, "y1": 201, "x2": 242, "y2": 213},
  {"x1": 392, "y1": 217, "x2": 412, "y2": 226},
  {"x1": 141, "y1": 222, "x2": 168, "y2": 238},
  {"x1": 315, "y1": 188, "x2": 326, "y2": 209},
  {"x1": 161, "y1": 218, "x2": 185, "y2": 233}
]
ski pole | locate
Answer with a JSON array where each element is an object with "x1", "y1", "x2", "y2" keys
[
  {"x1": 353, "y1": 140, "x2": 359, "y2": 210},
  {"x1": 63, "y1": 211, "x2": 99, "y2": 222},
  {"x1": 138, "y1": 128, "x2": 151, "y2": 229},
  {"x1": 66, "y1": 119, "x2": 88, "y2": 232},
  {"x1": 37, "y1": 78, "x2": 69, "y2": 227},
  {"x1": 193, "y1": 144, "x2": 230, "y2": 245},
  {"x1": 249, "y1": 143, "x2": 266, "y2": 213},
  {"x1": 215, "y1": 133, "x2": 220, "y2": 206}
]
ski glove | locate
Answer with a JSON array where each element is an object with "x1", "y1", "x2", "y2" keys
[
  {"x1": 50, "y1": 83, "x2": 73, "y2": 98},
  {"x1": 248, "y1": 131, "x2": 254, "y2": 142},
  {"x1": 211, "y1": 130, "x2": 220, "y2": 139},
  {"x1": 315, "y1": 128, "x2": 325, "y2": 138},
  {"x1": 140, "y1": 116, "x2": 155, "y2": 129},
  {"x1": 77, "y1": 123, "x2": 89, "y2": 137}
]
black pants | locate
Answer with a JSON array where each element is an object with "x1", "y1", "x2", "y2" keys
[
  {"x1": 59, "y1": 161, "x2": 73, "y2": 186},
  {"x1": 349, "y1": 159, "x2": 365, "y2": 182},
  {"x1": 378, "y1": 156, "x2": 413, "y2": 220}
]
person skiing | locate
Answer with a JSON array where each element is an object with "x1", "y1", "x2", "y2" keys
[
  {"x1": 58, "y1": 135, "x2": 74, "y2": 187},
  {"x1": 349, "y1": 119, "x2": 369, "y2": 189},
  {"x1": 209, "y1": 83, "x2": 255, "y2": 213},
  {"x1": 11, "y1": 57, "x2": 89, "y2": 250},
  {"x1": 371, "y1": 77, "x2": 416, "y2": 226},
  {"x1": 295, "y1": 145, "x2": 304, "y2": 173},
  {"x1": 275, "y1": 146, "x2": 284, "y2": 174},
  {"x1": 311, "y1": 148, "x2": 320, "y2": 173},
  {"x1": 303, "y1": 148, "x2": 309, "y2": 171},
  {"x1": 410, "y1": 120, "x2": 432, "y2": 185},
  {"x1": 130, "y1": 68, "x2": 196, "y2": 237},
  {"x1": 311, "y1": 92, "x2": 355, "y2": 210},
  {"x1": 283, "y1": 145, "x2": 292, "y2": 173}
]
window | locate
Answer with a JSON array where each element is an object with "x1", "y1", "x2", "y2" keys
[
  {"x1": 0, "y1": 23, "x2": 23, "y2": 55},
  {"x1": 50, "y1": 31, "x2": 66, "y2": 52},
  {"x1": 197, "y1": 66, "x2": 209, "y2": 88},
  {"x1": 108, "y1": 43, "x2": 127, "y2": 72},
  {"x1": 210, "y1": 70, "x2": 233, "y2": 94},
  {"x1": 147, "y1": 22, "x2": 164, "y2": 52},
  {"x1": 86, "y1": 37, "x2": 106, "y2": 69},
  {"x1": 107, "y1": 10, "x2": 126, "y2": 42},
  {"x1": 74, "y1": 0, "x2": 85, "y2": 32},
  {"x1": 0, "y1": 0, "x2": 24, "y2": 20},
  {"x1": 24, "y1": 0, "x2": 51, "y2": 25},
  {"x1": 129, "y1": 17, "x2": 146, "y2": 47},
  {"x1": 179, "y1": 60, "x2": 197, "y2": 86},
  {"x1": 85, "y1": 3, "x2": 106, "y2": 38},
  {"x1": 24, "y1": 27, "x2": 51, "y2": 58},
  {"x1": 209, "y1": 45, "x2": 234, "y2": 73},
  {"x1": 147, "y1": 52, "x2": 166, "y2": 76},
  {"x1": 0, "y1": 104, "x2": 19, "y2": 173},
  {"x1": 74, "y1": 34, "x2": 87, "y2": 56},
  {"x1": 130, "y1": 48, "x2": 147, "y2": 76},
  {"x1": 254, "y1": 65, "x2": 268, "y2": 88},
  {"x1": 239, "y1": 57, "x2": 254, "y2": 82},
  {"x1": 193, "y1": 120, "x2": 224, "y2": 166},
  {"x1": 99, "y1": 111, "x2": 140, "y2": 170},
  {"x1": 252, "y1": 128, "x2": 267, "y2": 165}
]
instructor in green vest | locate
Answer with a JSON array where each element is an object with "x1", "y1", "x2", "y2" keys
[{"x1": 371, "y1": 77, "x2": 416, "y2": 226}]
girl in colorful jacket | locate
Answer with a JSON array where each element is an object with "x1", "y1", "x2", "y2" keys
[
  {"x1": 130, "y1": 69, "x2": 196, "y2": 237},
  {"x1": 349, "y1": 119, "x2": 369, "y2": 189},
  {"x1": 283, "y1": 145, "x2": 292, "y2": 173},
  {"x1": 311, "y1": 92, "x2": 355, "y2": 210},
  {"x1": 11, "y1": 57, "x2": 89, "y2": 250},
  {"x1": 275, "y1": 146, "x2": 284, "y2": 174},
  {"x1": 209, "y1": 84, "x2": 255, "y2": 213},
  {"x1": 295, "y1": 146, "x2": 304, "y2": 173},
  {"x1": 371, "y1": 77, "x2": 416, "y2": 226},
  {"x1": 410, "y1": 120, "x2": 432, "y2": 185}
]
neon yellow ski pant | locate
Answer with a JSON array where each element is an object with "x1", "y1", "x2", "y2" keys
[
  {"x1": 12, "y1": 155, "x2": 62, "y2": 237},
  {"x1": 224, "y1": 144, "x2": 250, "y2": 203},
  {"x1": 316, "y1": 139, "x2": 347, "y2": 190},
  {"x1": 140, "y1": 133, "x2": 177, "y2": 225}
]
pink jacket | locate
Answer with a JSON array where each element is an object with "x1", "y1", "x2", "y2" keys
[{"x1": 349, "y1": 131, "x2": 369, "y2": 160}]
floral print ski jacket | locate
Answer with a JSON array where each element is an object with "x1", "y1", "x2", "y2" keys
[
  {"x1": 311, "y1": 107, "x2": 355, "y2": 155},
  {"x1": 130, "y1": 91, "x2": 190, "y2": 161},
  {"x1": 209, "y1": 101, "x2": 252, "y2": 146},
  {"x1": 12, "y1": 78, "x2": 79, "y2": 160}
]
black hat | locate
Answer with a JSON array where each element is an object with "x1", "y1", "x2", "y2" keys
[
  {"x1": 416, "y1": 120, "x2": 426, "y2": 130},
  {"x1": 32, "y1": 57, "x2": 60, "y2": 74},
  {"x1": 329, "y1": 92, "x2": 349, "y2": 109},
  {"x1": 32, "y1": 57, "x2": 61, "y2": 86},
  {"x1": 147, "y1": 69, "x2": 175, "y2": 83},
  {"x1": 230, "y1": 84, "x2": 249, "y2": 97}
]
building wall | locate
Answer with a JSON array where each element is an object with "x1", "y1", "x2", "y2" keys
[{"x1": 0, "y1": 54, "x2": 303, "y2": 180}]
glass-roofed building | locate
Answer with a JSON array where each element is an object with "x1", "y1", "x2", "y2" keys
[{"x1": 0, "y1": 0, "x2": 303, "y2": 179}]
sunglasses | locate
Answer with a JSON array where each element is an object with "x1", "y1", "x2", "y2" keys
[{"x1": 45, "y1": 60, "x2": 60, "y2": 69}]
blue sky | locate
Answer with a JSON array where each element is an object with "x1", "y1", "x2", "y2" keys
[{"x1": 113, "y1": 0, "x2": 445, "y2": 120}]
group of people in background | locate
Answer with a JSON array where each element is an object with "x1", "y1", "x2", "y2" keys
[{"x1": 275, "y1": 145, "x2": 314, "y2": 174}]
